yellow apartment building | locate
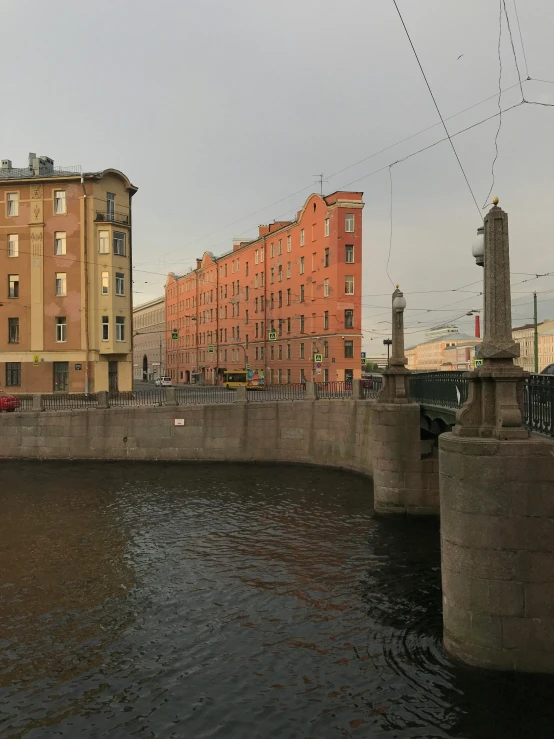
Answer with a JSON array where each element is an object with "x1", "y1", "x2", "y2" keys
[{"x1": 0, "y1": 153, "x2": 137, "y2": 393}]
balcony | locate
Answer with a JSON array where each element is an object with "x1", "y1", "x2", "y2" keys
[{"x1": 95, "y1": 209, "x2": 130, "y2": 226}]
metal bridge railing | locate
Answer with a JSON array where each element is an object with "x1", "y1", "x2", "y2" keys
[
  {"x1": 316, "y1": 381, "x2": 353, "y2": 399},
  {"x1": 247, "y1": 384, "x2": 306, "y2": 402},
  {"x1": 410, "y1": 371, "x2": 468, "y2": 409},
  {"x1": 109, "y1": 391, "x2": 165, "y2": 407},
  {"x1": 524, "y1": 375, "x2": 554, "y2": 437},
  {"x1": 176, "y1": 387, "x2": 235, "y2": 405},
  {"x1": 42, "y1": 393, "x2": 99, "y2": 411}
]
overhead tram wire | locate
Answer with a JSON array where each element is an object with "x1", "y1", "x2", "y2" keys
[
  {"x1": 483, "y1": 0, "x2": 504, "y2": 208},
  {"x1": 512, "y1": 0, "x2": 531, "y2": 80},
  {"x1": 502, "y1": 0, "x2": 525, "y2": 98},
  {"x1": 391, "y1": 0, "x2": 483, "y2": 221}
]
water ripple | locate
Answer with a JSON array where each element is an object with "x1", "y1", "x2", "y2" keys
[{"x1": 1, "y1": 462, "x2": 554, "y2": 738}]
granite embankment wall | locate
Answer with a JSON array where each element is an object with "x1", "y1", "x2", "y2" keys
[{"x1": 0, "y1": 400, "x2": 376, "y2": 474}]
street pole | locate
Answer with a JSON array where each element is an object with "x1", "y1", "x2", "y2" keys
[
  {"x1": 534, "y1": 291, "x2": 539, "y2": 373},
  {"x1": 159, "y1": 335, "x2": 162, "y2": 378},
  {"x1": 383, "y1": 338, "x2": 392, "y2": 369}
]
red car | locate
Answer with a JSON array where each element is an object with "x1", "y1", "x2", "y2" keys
[{"x1": 0, "y1": 393, "x2": 21, "y2": 412}]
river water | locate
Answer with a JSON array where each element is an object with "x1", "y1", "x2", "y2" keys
[{"x1": 1, "y1": 462, "x2": 553, "y2": 739}]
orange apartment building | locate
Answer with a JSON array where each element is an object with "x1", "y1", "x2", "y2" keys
[
  {"x1": 165, "y1": 191, "x2": 364, "y2": 385},
  {"x1": 0, "y1": 153, "x2": 137, "y2": 393}
]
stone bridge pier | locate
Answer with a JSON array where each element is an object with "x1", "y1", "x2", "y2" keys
[{"x1": 440, "y1": 202, "x2": 554, "y2": 673}]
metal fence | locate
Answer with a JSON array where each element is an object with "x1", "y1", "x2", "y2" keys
[
  {"x1": 176, "y1": 387, "x2": 236, "y2": 405},
  {"x1": 14, "y1": 395, "x2": 34, "y2": 412},
  {"x1": 362, "y1": 376, "x2": 383, "y2": 399},
  {"x1": 248, "y1": 384, "x2": 306, "y2": 402},
  {"x1": 525, "y1": 375, "x2": 554, "y2": 437},
  {"x1": 410, "y1": 371, "x2": 468, "y2": 409},
  {"x1": 109, "y1": 391, "x2": 165, "y2": 407},
  {"x1": 316, "y1": 381, "x2": 353, "y2": 399},
  {"x1": 42, "y1": 393, "x2": 99, "y2": 411}
]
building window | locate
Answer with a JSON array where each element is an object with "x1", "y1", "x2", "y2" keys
[
  {"x1": 345, "y1": 213, "x2": 354, "y2": 232},
  {"x1": 7, "y1": 192, "x2": 18, "y2": 217},
  {"x1": 56, "y1": 317, "x2": 67, "y2": 343},
  {"x1": 287, "y1": 369, "x2": 291, "y2": 383},
  {"x1": 300, "y1": 368, "x2": 305, "y2": 383},
  {"x1": 287, "y1": 262, "x2": 291, "y2": 279},
  {"x1": 261, "y1": 271, "x2": 264, "y2": 287},
  {"x1": 325, "y1": 218, "x2": 329, "y2": 237},
  {"x1": 261, "y1": 246, "x2": 264, "y2": 262},
  {"x1": 300, "y1": 229, "x2": 305, "y2": 246},
  {"x1": 287, "y1": 235, "x2": 291, "y2": 252},
  {"x1": 324, "y1": 248, "x2": 329, "y2": 267},
  {"x1": 99, "y1": 230, "x2": 109, "y2": 254},
  {"x1": 255, "y1": 274, "x2": 259, "y2": 288},
  {"x1": 300, "y1": 342, "x2": 305, "y2": 359},
  {"x1": 345, "y1": 275, "x2": 354, "y2": 295},
  {"x1": 345, "y1": 309, "x2": 354, "y2": 328},
  {"x1": 324, "y1": 340, "x2": 329, "y2": 358},
  {"x1": 102, "y1": 272, "x2": 109, "y2": 295},
  {"x1": 344, "y1": 340, "x2": 354, "y2": 358},
  {"x1": 287, "y1": 317, "x2": 291, "y2": 334},
  {"x1": 270, "y1": 243, "x2": 275, "y2": 258},
  {"x1": 278, "y1": 344, "x2": 283, "y2": 360},
  {"x1": 54, "y1": 232, "x2": 66, "y2": 256},
  {"x1": 8, "y1": 317, "x2": 19, "y2": 343},
  {"x1": 255, "y1": 297, "x2": 258, "y2": 313},
  {"x1": 255, "y1": 347, "x2": 259, "y2": 360},
  {"x1": 54, "y1": 190, "x2": 66, "y2": 214},
  {"x1": 270, "y1": 344, "x2": 274, "y2": 360},
  {"x1": 116, "y1": 316, "x2": 125, "y2": 342},
  {"x1": 345, "y1": 244, "x2": 354, "y2": 263},
  {"x1": 261, "y1": 296, "x2": 265, "y2": 311},
  {"x1": 287, "y1": 289, "x2": 291, "y2": 306},
  {"x1": 245, "y1": 309, "x2": 249, "y2": 324},
  {"x1": 278, "y1": 239, "x2": 282, "y2": 255},
  {"x1": 102, "y1": 315, "x2": 109, "y2": 341},
  {"x1": 106, "y1": 192, "x2": 115, "y2": 219},
  {"x1": 6, "y1": 362, "x2": 21, "y2": 387},
  {"x1": 278, "y1": 368, "x2": 282, "y2": 384},
  {"x1": 113, "y1": 231, "x2": 126, "y2": 256},
  {"x1": 255, "y1": 250, "x2": 259, "y2": 264},
  {"x1": 324, "y1": 278, "x2": 330, "y2": 297},
  {"x1": 300, "y1": 315, "x2": 305, "y2": 333},
  {"x1": 8, "y1": 234, "x2": 18, "y2": 257},
  {"x1": 300, "y1": 284, "x2": 304, "y2": 302},
  {"x1": 270, "y1": 267, "x2": 275, "y2": 283},
  {"x1": 55, "y1": 272, "x2": 67, "y2": 296},
  {"x1": 278, "y1": 291, "x2": 282, "y2": 308},
  {"x1": 300, "y1": 257, "x2": 305, "y2": 274},
  {"x1": 8, "y1": 274, "x2": 19, "y2": 298},
  {"x1": 287, "y1": 343, "x2": 291, "y2": 360},
  {"x1": 245, "y1": 261, "x2": 249, "y2": 276},
  {"x1": 324, "y1": 311, "x2": 329, "y2": 330},
  {"x1": 115, "y1": 272, "x2": 125, "y2": 296},
  {"x1": 278, "y1": 264, "x2": 283, "y2": 281}
]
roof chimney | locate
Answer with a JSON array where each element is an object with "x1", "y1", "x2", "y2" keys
[{"x1": 1, "y1": 159, "x2": 12, "y2": 170}]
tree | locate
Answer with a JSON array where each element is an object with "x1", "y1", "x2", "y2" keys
[{"x1": 364, "y1": 362, "x2": 380, "y2": 372}]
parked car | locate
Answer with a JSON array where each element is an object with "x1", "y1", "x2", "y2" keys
[
  {"x1": 362, "y1": 373, "x2": 383, "y2": 389},
  {"x1": 154, "y1": 377, "x2": 173, "y2": 386},
  {"x1": 0, "y1": 392, "x2": 21, "y2": 412},
  {"x1": 540, "y1": 364, "x2": 554, "y2": 376}
]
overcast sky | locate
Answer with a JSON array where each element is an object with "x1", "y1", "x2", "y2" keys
[{"x1": 4, "y1": 0, "x2": 554, "y2": 353}]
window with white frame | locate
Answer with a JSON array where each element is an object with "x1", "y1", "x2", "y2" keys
[
  {"x1": 113, "y1": 231, "x2": 126, "y2": 256},
  {"x1": 345, "y1": 244, "x2": 354, "y2": 263},
  {"x1": 255, "y1": 249, "x2": 259, "y2": 264},
  {"x1": 8, "y1": 234, "x2": 18, "y2": 257},
  {"x1": 115, "y1": 272, "x2": 125, "y2": 296},
  {"x1": 345, "y1": 275, "x2": 354, "y2": 294},
  {"x1": 345, "y1": 213, "x2": 354, "y2": 232},
  {"x1": 55, "y1": 273, "x2": 66, "y2": 296},
  {"x1": 98, "y1": 230, "x2": 109, "y2": 254},
  {"x1": 287, "y1": 262, "x2": 291, "y2": 278},
  {"x1": 116, "y1": 316, "x2": 125, "y2": 342},
  {"x1": 300, "y1": 257, "x2": 305, "y2": 274},
  {"x1": 8, "y1": 274, "x2": 19, "y2": 298},
  {"x1": 7, "y1": 192, "x2": 19, "y2": 216},
  {"x1": 270, "y1": 243, "x2": 274, "y2": 258},
  {"x1": 101, "y1": 272, "x2": 109, "y2": 295},
  {"x1": 324, "y1": 278, "x2": 330, "y2": 297},
  {"x1": 54, "y1": 190, "x2": 66, "y2": 214},
  {"x1": 300, "y1": 229, "x2": 304, "y2": 246},
  {"x1": 261, "y1": 246, "x2": 264, "y2": 262},
  {"x1": 287, "y1": 235, "x2": 291, "y2": 252},
  {"x1": 56, "y1": 316, "x2": 67, "y2": 342},
  {"x1": 54, "y1": 232, "x2": 66, "y2": 256},
  {"x1": 324, "y1": 218, "x2": 329, "y2": 237},
  {"x1": 102, "y1": 315, "x2": 109, "y2": 341}
]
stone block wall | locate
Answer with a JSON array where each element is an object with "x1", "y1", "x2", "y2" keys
[
  {"x1": 372, "y1": 403, "x2": 439, "y2": 515},
  {"x1": 0, "y1": 400, "x2": 374, "y2": 477},
  {"x1": 440, "y1": 433, "x2": 554, "y2": 673}
]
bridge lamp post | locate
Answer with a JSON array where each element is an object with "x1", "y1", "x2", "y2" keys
[{"x1": 377, "y1": 286, "x2": 410, "y2": 403}]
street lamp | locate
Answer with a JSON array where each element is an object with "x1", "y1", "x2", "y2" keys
[
  {"x1": 472, "y1": 226, "x2": 485, "y2": 267},
  {"x1": 383, "y1": 338, "x2": 392, "y2": 369}
]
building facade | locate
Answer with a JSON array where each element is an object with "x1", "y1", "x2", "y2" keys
[
  {"x1": 0, "y1": 153, "x2": 137, "y2": 393},
  {"x1": 133, "y1": 296, "x2": 165, "y2": 382},
  {"x1": 165, "y1": 191, "x2": 364, "y2": 384},
  {"x1": 406, "y1": 326, "x2": 480, "y2": 371},
  {"x1": 513, "y1": 319, "x2": 554, "y2": 372}
]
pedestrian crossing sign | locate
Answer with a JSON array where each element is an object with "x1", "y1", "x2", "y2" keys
[
  {"x1": 474, "y1": 358, "x2": 483, "y2": 368},
  {"x1": 268, "y1": 331, "x2": 277, "y2": 341},
  {"x1": 208, "y1": 345, "x2": 215, "y2": 353},
  {"x1": 171, "y1": 330, "x2": 179, "y2": 340}
]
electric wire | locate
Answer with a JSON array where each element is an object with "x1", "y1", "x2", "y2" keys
[
  {"x1": 503, "y1": 0, "x2": 525, "y2": 98},
  {"x1": 386, "y1": 166, "x2": 395, "y2": 287},
  {"x1": 483, "y1": 0, "x2": 504, "y2": 208},
  {"x1": 391, "y1": 0, "x2": 483, "y2": 220},
  {"x1": 512, "y1": 0, "x2": 530, "y2": 79}
]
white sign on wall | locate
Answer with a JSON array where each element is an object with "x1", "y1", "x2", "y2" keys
[{"x1": 174, "y1": 419, "x2": 185, "y2": 426}]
